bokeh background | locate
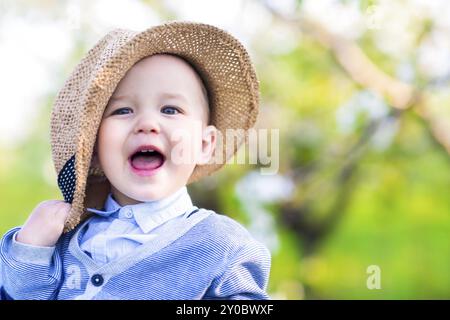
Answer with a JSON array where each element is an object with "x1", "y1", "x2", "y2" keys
[{"x1": 1, "y1": 0, "x2": 450, "y2": 299}]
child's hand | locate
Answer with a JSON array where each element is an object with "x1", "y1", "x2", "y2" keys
[{"x1": 16, "y1": 200, "x2": 71, "y2": 247}]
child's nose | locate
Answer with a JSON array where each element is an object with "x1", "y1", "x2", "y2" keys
[{"x1": 133, "y1": 114, "x2": 161, "y2": 134}]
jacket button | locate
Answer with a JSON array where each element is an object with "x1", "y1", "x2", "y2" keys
[{"x1": 91, "y1": 274, "x2": 104, "y2": 287}]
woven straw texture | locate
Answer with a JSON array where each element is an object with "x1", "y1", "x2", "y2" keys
[{"x1": 50, "y1": 21, "x2": 259, "y2": 232}]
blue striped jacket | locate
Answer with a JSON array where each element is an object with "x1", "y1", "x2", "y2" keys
[{"x1": 0, "y1": 207, "x2": 271, "y2": 300}]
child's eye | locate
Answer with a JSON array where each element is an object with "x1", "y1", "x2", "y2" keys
[
  {"x1": 111, "y1": 107, "x2": 133, "y2": 115},
  {"x1": 161, "y1": 105, "x2": 181, "y2": 115}
]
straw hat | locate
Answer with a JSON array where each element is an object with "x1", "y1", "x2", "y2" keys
[{"x1": 50, "y1": 21, "x2": 260, "y2": 232}]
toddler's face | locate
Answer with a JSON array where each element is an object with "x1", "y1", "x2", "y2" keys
[{"x1": 93, "y1": 54, "x2": 217, "y2": 205}]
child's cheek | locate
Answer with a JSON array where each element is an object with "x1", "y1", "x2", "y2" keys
[{"x1": 97, "y1": 121, "x2": 124, "y2": 156}]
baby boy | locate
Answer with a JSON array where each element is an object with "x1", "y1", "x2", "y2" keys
[{"x1": 0, "y1": 22, "x2": 271, "y2": 300}]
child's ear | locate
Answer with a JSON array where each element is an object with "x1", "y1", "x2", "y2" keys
[{"x1": 197, "y1": 125, "x2": 217, "y2": 165}]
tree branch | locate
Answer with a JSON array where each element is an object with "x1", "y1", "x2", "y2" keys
[{"x1": 262, "y1": 1, "x2": 450, "y2": 156}]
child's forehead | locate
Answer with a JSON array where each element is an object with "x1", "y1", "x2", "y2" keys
[
  {"x1": 116, "y1": 54, "x2": 203, "y2": 91},
  {"x1": 133, "y1": 54, "x2": 195, "y2": 74},
  {"x1": 110, "y1": 54, "x2": 209, "y2": 113}
]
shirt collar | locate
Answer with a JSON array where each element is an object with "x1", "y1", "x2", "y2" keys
[{"x1": 86, "y1": 186, "x2": 193, "y2": 233}]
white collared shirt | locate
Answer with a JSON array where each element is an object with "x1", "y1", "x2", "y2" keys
[{"x1": 81, "y1": 187, "x2": 197, "y2": 265}]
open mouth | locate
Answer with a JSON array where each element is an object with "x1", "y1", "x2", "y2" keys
[{"x1": 129, "y1": 149, "x2": 166, "y2": 172}]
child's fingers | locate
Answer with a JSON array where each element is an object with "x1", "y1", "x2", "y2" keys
[
  {"x1": 51, "y1": 201, "x2": 72, "y2": 221},
  {"x1": 33, "y1": 200, "x2": 71, "y2": 223}
]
